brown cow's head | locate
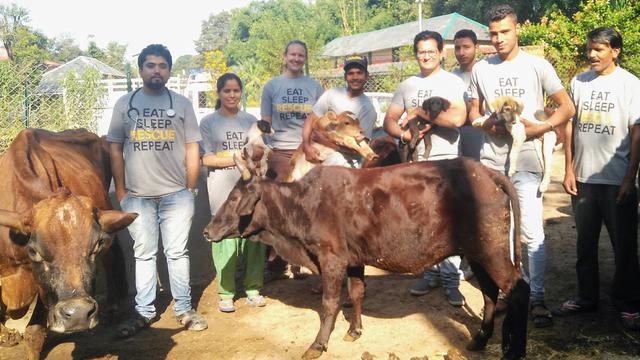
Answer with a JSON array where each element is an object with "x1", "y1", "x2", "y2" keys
[
  {"x1": 0, "y1": 188, "x2": 137, "y2": 333},
  {"x1": 204, "y1": 152, "x2": 266, "y2": 242},
  {"x1": 315, "y1": 111, "x2": 378, "y2": 161}
]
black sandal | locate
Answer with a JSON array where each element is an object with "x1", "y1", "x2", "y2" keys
[
  {"x1": 116, "y1": 313, "x2": 152, "y2": 338},
  {"x1": 530, "y1": 300, "x2": 553, "y2": 328}
]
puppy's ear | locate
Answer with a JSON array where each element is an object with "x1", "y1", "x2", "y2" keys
[{"x1": 516, "y1": 100, "x2": 524, "y2": 115}]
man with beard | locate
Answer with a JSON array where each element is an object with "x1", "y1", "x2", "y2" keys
[
  {"x1": 108, "y1": 44, "x2": 208, "y2": 337},
  {"x1": 302, "y1": 55, "x2": 376, "y2": 166}
]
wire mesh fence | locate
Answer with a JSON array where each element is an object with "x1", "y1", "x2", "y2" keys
[{"x1": 0, "y1": 61, "x2": 105, "y2": 152}]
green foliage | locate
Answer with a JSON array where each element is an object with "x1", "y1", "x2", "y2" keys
[
  {"x1": 195, "y1": 11, "x2": 231, "y2": 53},
  {"x1": 102, "y1": 41, "x2": 128, "y2": 72},
  {"x1": 520, "y1": 0, "x2": 640, "y2": 84},
  {"x1": 173, "y1": 54, "x2": 202, "y2": 77}
]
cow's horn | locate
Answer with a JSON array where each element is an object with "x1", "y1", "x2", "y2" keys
[{"x1": 233, "y1": 153, "x2": 252, "y2": 181}]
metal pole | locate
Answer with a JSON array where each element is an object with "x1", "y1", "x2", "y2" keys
[
  {"x1": 23, "y1": 83, "x2": 29, "y2": 127},
  {"x1": 418, "y1": 0, "x2": 423, "y2": 31},
  {"x1": 125, "y1": 63, "x2": 132, "y2": 92}
]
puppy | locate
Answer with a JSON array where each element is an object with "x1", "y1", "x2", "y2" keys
[
  {"x1": 400, "y1": 96, "x2": 451, "y2": 162},
  {"x1": 472, "y1": 96, "x2": 556, "y2": 192}
]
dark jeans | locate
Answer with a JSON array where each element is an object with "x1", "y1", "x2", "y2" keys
[{"x1": 572, "y1": 182, "x2": 640, "y2": 311}]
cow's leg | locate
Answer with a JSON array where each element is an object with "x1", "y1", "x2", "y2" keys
[
  {"x1": 302, "y1": 257, "x2": 346, "y2": 360},
  {"x1": 502, "y1": 278, "x2": 529, "y2": 360},
  {"x1": 24, "y1": 298, "x2": 47, "y2": 360},
  {"x1": 344, "y1": 265, "x2": 365, "y2": 342},
  {"x1": 466, "y1": 261, "x2": 499, "y2": 351}
]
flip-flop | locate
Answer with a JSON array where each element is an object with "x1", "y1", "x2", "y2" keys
[{"x1": 552, "y1": 298, "x2": 597, "y2": 317}]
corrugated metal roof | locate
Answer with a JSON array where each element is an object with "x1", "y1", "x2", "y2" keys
[
  {"x1": 321, "y1": 12, "x2": 489, "y2": 57},
  {"x1": 38, "y1": 56, "x2": 125, "y2": 93}
]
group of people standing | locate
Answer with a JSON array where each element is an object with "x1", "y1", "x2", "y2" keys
[{"x1": 105, "y1": 2, "x2": 640, "y2": 340}]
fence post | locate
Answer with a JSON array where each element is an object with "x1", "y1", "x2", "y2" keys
[
  {"x1": 23, "y1": 83, "x2": 30, "y2": 128},
  {"x1": 126, "y1": 63, "x2": 132, "y2": 92}
]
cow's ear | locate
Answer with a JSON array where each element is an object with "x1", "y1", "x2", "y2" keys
[
  {"x1": 326, "y1": 111, "x2": 338, "y2": 122},
  {"x1": 236, "y1": 185, "x2": 261, "y2": 217},
  {"x1": 97, "y1": 210, "x2": 138, "y2": 233},
  {"x1": 0, "y1": 209, "x2": 32, "y2": 236}
]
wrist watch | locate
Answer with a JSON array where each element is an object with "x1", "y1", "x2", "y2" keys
[{"x1": 188, "y1": 187, "x2": 198, "y2": 196}]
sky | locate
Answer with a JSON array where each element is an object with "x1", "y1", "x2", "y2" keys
[{"x1": 9, "y1": 0, "x2": 254, "y2": 59}]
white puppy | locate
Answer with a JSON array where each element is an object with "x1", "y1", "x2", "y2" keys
[{"x1": 472, "y1": 96, "x2": 556, "y2": 192}]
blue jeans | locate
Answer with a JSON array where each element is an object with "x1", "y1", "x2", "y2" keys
[
  {"x1": 511, "y1": 171, "x2": 545, "y2": 302},
  {"x1": 120, "y1": 188, "x2": 195, "y2": 318},
  {"x1": 424, "y1": 256, "x2": 462, "y2": 288}
]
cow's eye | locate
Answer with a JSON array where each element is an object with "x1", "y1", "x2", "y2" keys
[
  {"x1": 26, "y1": 246, "x2": 44, "y2": 263},
  {"x1": 92, "y1": 235, "x2": 106, "y2": 255}
]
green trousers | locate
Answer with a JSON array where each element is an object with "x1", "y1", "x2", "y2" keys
[{"x1": 212, "y1": 238, "x2": 266, "y2": 299}]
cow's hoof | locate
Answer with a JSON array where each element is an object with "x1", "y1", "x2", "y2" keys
[
  {"x1": 501, "y1": 350, "x2": 526, "y2": 360},
  {"x1": 302, "y1": 343, "x2": 324, "y2": 359},
  {"x1": 466, "y1": 336, "x2": 488, "y2": 351},
  {"x1": 343, "y1": 329, "x2": 361, "y2": 342}
]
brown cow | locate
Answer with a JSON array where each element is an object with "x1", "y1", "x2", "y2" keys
[
  {"x1": 286, "y1": 111, "x2": 377, "y2": 182},
  {"x1": 204, "y1": 154, "x2": 530, "y2": 360},
  {"x1": 0, "y1": 129, "x2": 137, "y2": 360}
]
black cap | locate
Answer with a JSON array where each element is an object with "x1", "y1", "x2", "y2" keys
[{"x1": 343, "y1": 55, "x2": 368, "y2": 72}]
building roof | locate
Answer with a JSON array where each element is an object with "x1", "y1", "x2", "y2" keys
[
  {"x1": 38, "y1": 56, "x2": 125, "y2": 93},
  {"x1": 320, "y1": 12, "x2": 488, "y2": 57}
]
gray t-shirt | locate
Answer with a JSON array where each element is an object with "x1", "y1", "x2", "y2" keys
[
  {"x1": 199, "y1": 110, "x2": 257, "y2": 214},
  {"x1": 261, "y1": 74, "x2": 324, "y2": 150},
  {"x1": 107, "y1": 88, "x2": 201, "y2": 197},
  {"x1": 453, "y1": 67, "x2": 483, "y2": 160},
  {"x1": 312, "y1": 87, "x2": 377, "y2": 138},
  {"x1": 470, "y1": 50, "x2": 564, "y2": 172},
  {"x1": 391, "y1": 69, "x2": 466, "y2": 160},
  {"x1": 570, "y1": 67, "x2": 640, "y2": 185}
]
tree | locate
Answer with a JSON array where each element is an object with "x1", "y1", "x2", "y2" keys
[
  {"x1": 520, "y1": 0, "x2": 640, "y2": 83},
  {"x1": 172, "y1": 54, "x2": 202, "y2": 77},
  {"x1": 0, "y1": 3, "x2": 30, "y2": 61},
  {"x1": 195, "y1": 11, "x2": 231, "y2": 53},
  {"x1": 86, "y1": 41, "x2": 105, "y2": 61},
  {"x1": 10, "y1": 27, "x2": 49, "y2": 65},
  {"x1": 102, "y1": 41, "x2": 127, "y2": 72},
  {"x1": 50, "y1": 35, "x2": 83, "y2": 63}
]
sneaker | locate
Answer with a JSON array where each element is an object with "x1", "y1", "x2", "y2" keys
[
  {"x1": 176, "y1": 310, "x2": 208, "y2": 331},
  {"x1": 410, "y1": 277, "x2": 440, "y2": 296},
  {"x1": 552, "y1": 298, "x2": 597, "y2": 317},
  {"x1": 621, "y1": 312, "x2": 640, "y2": 331},
  {"x1": 246, "y1": 295, "x2": 266, "y2": 307},
  {"x1": 445, "y1": 288, "x2": 465, "y2": 307},
  {"x1": 218, "y1": 298, "x2": 236, "y2": 313}
]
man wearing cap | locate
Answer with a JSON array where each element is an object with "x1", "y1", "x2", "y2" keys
[{"x1": 302, "y1": 55, "x2": 377, "y2": 166}]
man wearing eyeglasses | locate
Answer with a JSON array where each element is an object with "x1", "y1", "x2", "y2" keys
[{"x1": 383, "y1": 30, "x2": 467, "y2": 306}]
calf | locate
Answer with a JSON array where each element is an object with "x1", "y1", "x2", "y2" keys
[
  {"x1": 472, "y1": 96, "x2": 557, "y2": 192},
  {"x1": 287, "y1": 111, "x2": 377, "y2": 181},
  {"x1": 400, "y1": 96, "x2": 451, "y2": 162},
  {"x1": 204, "y1": 153, "x2": 530, "y2": 360}
]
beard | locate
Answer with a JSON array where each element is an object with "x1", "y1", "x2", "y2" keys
[{"x1": 144, "y1": 77, "x2": 166, "y2": 90}]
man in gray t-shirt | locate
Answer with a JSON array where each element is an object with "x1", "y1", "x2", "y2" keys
[
  {"x1": 383, "y1": 30, "x2": 467, "y2": 307},
  {"x1": 468, "y1": 4, "x2": 575, "y2": 328},
  {"x1": 554, "y1": 27, "x2": 640, "y2": 330},
  {"x1": 107, "y1": 44, "x2": 207, "y2": 336},
  {"x1": 302, "y1": 55, "x2": 377, "y2": 167}
]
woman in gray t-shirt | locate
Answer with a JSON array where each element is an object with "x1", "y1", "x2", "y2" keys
[
  {"x1": 260, "y1": 40, "x2": 324, "y2": 180},
  {"x1": 200, "y1": 73, "x2": 266, "y2": 313}
]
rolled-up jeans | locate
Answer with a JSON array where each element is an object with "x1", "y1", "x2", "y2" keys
[
  {"x1": 120, "y1": 188, "x2": 195, "y2": 319},
  {"x1": 511, "y1": 171, "x2": 546, "y2": 302}
]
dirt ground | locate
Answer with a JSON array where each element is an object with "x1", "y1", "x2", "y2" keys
[{"x1": 2, "y1": 150, "x2": 640, "y2": 360}]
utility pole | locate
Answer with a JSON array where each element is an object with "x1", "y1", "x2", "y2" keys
[{"x1": 417, "y1": 0, "x2": 423, "y2": 31}]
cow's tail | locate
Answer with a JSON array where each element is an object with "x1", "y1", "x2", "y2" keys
[{"x1": 488, "y1": 169, "x2": 522, "y2": 268}]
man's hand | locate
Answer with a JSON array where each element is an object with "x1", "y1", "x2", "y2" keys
[
  {"x1": 116, "y1": 188, "x2": 127, "y2": 203},
  {"x1": 562, "y1": 169, "x2": 578, "y2": 196},
  {"x1": 482, "y1": 113, "x2": 508, "y2": 136},
  {"x1": 617, "y1": 175, "x2": 636, "y2": 204},
  {"x1": 303, "y1": 141, "x2": 321, "y2": 163}
]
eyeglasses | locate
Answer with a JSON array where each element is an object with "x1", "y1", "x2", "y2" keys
[{"x1": 416, "y1": 50, "x2": 439, "y2": 58}]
